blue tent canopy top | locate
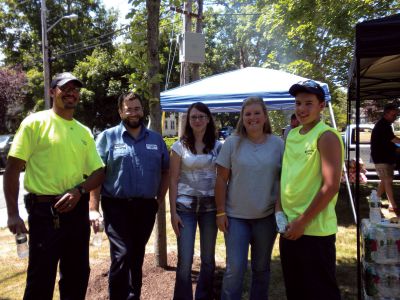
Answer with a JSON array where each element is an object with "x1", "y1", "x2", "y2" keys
[{"x1": 160, "y1": 67, "x2": 331, "y2": 112}]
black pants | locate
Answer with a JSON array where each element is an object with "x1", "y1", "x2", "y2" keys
[
  {"x1": 23, "y1": 194, "x2": 90, "y2": 300},
  {"x1": 279, "y1": 234, "x2": 341, "y2": 300},
  {"x1": 102, "y1": 196, "x2": 159, "y2": 300}
]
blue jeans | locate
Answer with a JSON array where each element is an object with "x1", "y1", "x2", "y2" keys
[
  {"x1": 173, "y1": 210, "x2": 218, "y2": 300},
  {"x1": 221, "y1": 215, "x2": 277, "y2": 300}
]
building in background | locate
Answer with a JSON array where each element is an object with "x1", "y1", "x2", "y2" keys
[{"x1": 163, "y1": 112, "x2": 178, "y2": 137}]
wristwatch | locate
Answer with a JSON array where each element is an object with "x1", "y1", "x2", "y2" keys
[{"x1": 76, "y1": 185, "x2": 87, "y2": 195}]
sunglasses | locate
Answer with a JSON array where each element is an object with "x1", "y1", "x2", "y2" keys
[{"x1": 58, "y1": 85, "x2": 81, "y2": 93}]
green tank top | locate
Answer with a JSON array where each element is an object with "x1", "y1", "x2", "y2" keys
[{"x1": 280, "y1": 121, "x2": 343, "y2": 236}]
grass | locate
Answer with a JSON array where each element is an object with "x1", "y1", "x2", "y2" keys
[{"x1": 1, "y1": 182, "x2": 396, "y2": 299}]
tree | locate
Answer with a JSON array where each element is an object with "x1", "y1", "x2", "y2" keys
[
  {"x1": 0, "y1": 67, "x2": 28, "y2": 133},
  {"x1": 73, "y1": 47, "x2": 136, "y2": 129},
  {"x1": 146, "y1": 0, "x2": 168, "y2": 268},
  {"x1": 256, "y1": 0, "x2": 400, "y2": 87},
  {"x1": 0, "y1": 0, "x2": 118, "y2": 109},
  {"x1": 0, "y1": 0, "x2": 117, "y2": 70}
]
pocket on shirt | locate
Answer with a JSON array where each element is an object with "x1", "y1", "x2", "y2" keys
[{"x1": 145, "y1": 150, "x2": 161, "y2": 170}]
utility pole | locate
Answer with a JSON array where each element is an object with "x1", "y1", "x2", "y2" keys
[
  {"x1": 177, "y1": 0, "x2": 192, "y2": 137},
  {"x1": 191, "y1": 0, "x2": 203, "y2": 81},
  {"x1": 41, "y1": 0, "x2": 51, "y2": 109},
  {"x1": 174, "y1": 0, "x2": 205, "y2": 136},
  {"x1": 41, "y1": 1, "x2": 77, "y2": 109},
  {"x1": 180, "y1": 0, "x2": 192, "y2": 86}
]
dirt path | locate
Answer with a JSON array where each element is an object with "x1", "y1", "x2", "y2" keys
[{"x1": 86, "y1": 252, "x2": 224, "y2": 300}]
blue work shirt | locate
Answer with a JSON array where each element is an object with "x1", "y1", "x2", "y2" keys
[{"x1": 96, "y1": 122, "x2": 169, "y2": 199}]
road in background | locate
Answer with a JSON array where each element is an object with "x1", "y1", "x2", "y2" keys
[{"x1": 0, "y1": 172, "x2": 27, "y2": 228}]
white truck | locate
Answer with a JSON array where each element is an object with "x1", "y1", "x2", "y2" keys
[{"x1": 343, "y1": 124, "x2": 375, "y2": 177}]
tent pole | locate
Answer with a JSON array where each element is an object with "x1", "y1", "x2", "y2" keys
[
  {"x1": 328, "y1": 102, "x2": 357, "y2": 224},
  {"x1": 355, "y1": 56, "x2": 362, "y2": 300}
]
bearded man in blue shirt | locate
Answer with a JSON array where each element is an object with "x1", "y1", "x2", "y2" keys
[{"x1": 89, "y1": 92, "x2": 169, "y2": 300}]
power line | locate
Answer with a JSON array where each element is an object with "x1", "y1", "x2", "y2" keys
[
  {"x1": 53, "y1": 40, "x2": 114, "y2": 59},
  {"x1": 58, "y1": 14, "x2": 176, "y2": 53},
  {"x1": 60, "y1": 24, "x2": 131, "y2": 51},
  {"x1": 52, "y1": 21, "x2": 180, "y2": 59},
  {"x1": 210, "y1": 13, "x2": 262, "y2": 16}
]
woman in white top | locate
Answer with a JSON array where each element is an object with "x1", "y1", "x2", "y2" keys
[{"x1": 170, "y1": 102, "x2": 222, "y2": 300}]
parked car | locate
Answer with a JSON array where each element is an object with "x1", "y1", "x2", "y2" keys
[
  {"x1": 343, "y1": 124, "x2": 374, "y2": 171},
  {"x1": 218, "y1": 126, "x2": 234, "y2": 140},
  {"x1": 0, "y1": 134, "x2": 14, "y2": 169}
]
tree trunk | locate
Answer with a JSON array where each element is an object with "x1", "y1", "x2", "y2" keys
[{"x1": 146, "y1": 0, "x2": 167, "y2": 268}]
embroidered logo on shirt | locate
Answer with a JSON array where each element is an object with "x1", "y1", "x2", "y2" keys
[
  {"x1": 146, "y1": 144, "x2": 158, "y2": 150},
  {"x1": 114, "y1": 144, "x2": 127, "y2": 150},
  {"x1": 305, "y1": 149, "x2": 315, "y2": 156}
]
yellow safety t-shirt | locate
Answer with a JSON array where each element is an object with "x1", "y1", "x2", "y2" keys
[
  {"x1": 9, "y1": 110, "x2": 104, "y2": 195},
  {"x1": 281, "y1": 121, "x2": 344, "y2": 236}
]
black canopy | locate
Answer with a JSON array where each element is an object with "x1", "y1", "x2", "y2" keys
[
  {"x1": 348, "y1": 14, "x2": 400, "y2": 101},
  {"x1": 347, "y1": 14, "x2": 400, "y2": 300}
]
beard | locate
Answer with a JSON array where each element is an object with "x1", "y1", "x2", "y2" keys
[
  {"x1": 61, "y1": 96, "x2": 78, "y2": 109},
  {"x1": 123, "y1": 117, "x2": 143, "y2": 129}
]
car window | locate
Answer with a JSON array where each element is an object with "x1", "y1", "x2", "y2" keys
[{"x1": 351, "y1": 128, "x2": 372, "y2": 145}]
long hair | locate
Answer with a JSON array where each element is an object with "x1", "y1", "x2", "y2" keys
[
  {"x1": 181, "y1": 102, "x2": 217, "y2": 154},
  {"x1": 235, "y1": 96, "x2": 272, "y2": 138}
]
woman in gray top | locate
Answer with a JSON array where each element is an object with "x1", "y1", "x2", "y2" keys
[
  {"x1": 215, "y1": 97, "x2": 284, "y2": 300},
  {"x1": 170, "y1": 102, "x2": 222, "y2": 300}
]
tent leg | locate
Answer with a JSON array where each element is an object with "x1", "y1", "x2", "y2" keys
[
  {"x1": 327, "y1": 101, "x2": 337, "y2": 129},
  {"x1": 327, "y1": 102, "x2": 357, "y2": 224},
  {"x1": 343, "y1": 165, "x2": 358, "y2": 224}
]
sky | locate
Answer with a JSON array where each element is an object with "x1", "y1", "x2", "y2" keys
[{"x1": 102, "y1": 0, "x2": 131, "y2": 25}]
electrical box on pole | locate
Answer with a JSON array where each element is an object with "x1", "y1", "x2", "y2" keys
[{"x1": 178, "y1": 32, "x2": 205, "y2": 64}]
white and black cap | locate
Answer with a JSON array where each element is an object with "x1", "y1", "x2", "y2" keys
[
  {"x1": 50, "y1": 72, "x2": 83, "y2": 89},
  {"x1": 289, "y1": 80, "x2": 325, "y2": 102}
]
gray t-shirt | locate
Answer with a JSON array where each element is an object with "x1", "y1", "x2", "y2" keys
[{"x1": 216, "y1": 134, "x2": 284, "y2": 219}]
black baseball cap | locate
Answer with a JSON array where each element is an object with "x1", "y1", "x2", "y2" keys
[
  {"x1": 50, "y1": 72, "x2": 83, "y2": 89},
  {"x1": 383, "y1": 102, "x2": 399, "y2": 112},
  {"x1": 289, "y1": 80, "x2": 325, "y2": 102}
]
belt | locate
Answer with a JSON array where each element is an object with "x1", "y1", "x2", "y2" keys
[
  {"x1": 31, "y1": 194, "x2": 60, "y2": 203},
  {"x1": 102, "y1": 196, "x2": 155, "y2": 202}
]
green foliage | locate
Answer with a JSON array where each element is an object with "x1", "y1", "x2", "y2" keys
[
  {"x1": 1, "y1": 0, "x2": 399, "y2": 131},
  {"x1": 0, "y1": 0, "x2": 118, "y2": 111},
  {"x1": 330, "y1": 88, "x2": 348, "y2": 131},
  {"x1": 268, "y1": 110, "x2": 288, "y2": 136},
  {"x1": 163, "y1": 136, "x2": 178, "y2": 151},
  {"x1": 256, "y1": 0, "x2": 400, "y2": 87},
  {"x1": 0, "y1": 66, "x2": 28, "y2": 133},
  {"x1": 26, "y1": 69, "x2": 44, "y2": 111},
  {"x1": 73, "y1": 47, "x2": 133, "y2": 129},
  {"x1": 214, "y1": 113, "x2": 240, "y2": 130}
]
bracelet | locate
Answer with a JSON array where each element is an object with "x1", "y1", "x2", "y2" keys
[{"x1": 216, "y1": 212, "x2": 226, "y2": 217}]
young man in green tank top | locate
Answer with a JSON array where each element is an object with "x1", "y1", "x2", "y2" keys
[{"x1": 277, "y1": 80, "x2": 343, "y2": 300}]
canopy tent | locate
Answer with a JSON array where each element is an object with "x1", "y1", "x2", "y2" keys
[
  {"x1": 347, "y1": 13, "x2": 400, "y2": 299},
  {"x1": 348, "y1": 14, "x2": 400, "y2": 101},
  {"x1": 160, "y1": 67, "x2": 331, "y2": 112}
]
